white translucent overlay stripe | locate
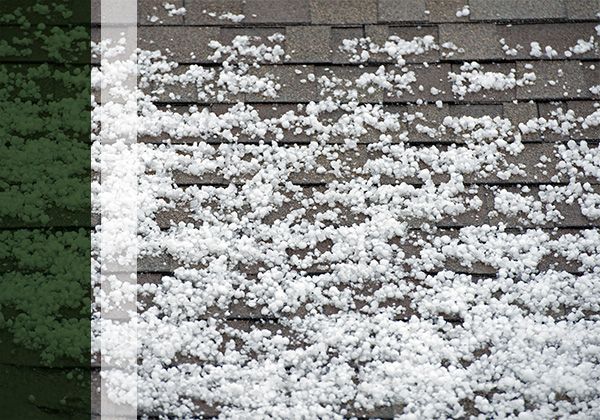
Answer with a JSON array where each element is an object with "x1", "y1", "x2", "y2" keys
[{"x1": 99, "y1": 0, "x2": 138, "y2": 418}]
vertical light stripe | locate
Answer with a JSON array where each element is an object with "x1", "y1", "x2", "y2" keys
[{"x1": 99, "y1": 0, "x2": 138, "y2": 418}]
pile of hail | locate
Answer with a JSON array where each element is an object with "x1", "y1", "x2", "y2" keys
[{"x1": 92, "y1": 23, "x2": 600, "y2": 419}]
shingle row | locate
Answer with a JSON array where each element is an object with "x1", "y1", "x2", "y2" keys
[
  {"x1": 137, "y1": 23, "x2": 600, "y2": 66},
  {"x1": 142, "y1": 61, "x2": 599, "y2": 103},
  {"x1": 127, "y1": 0, "x2": 600, "y2": 26},
  {"x1": 137, "y1": 101, "x2": 600, "y2": 144}
]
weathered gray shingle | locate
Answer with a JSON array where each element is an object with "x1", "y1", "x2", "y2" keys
[
  {"x1": 450, "y1": 62, "x2": 517, "y2": 102},
  {"x1": 439, "y1": 24, "x2": 503, "y2": 61},
  {"x1": 425, "y1": 0, "x2": 472, "y2": 22},
  {"x1": 497, "y1": 23, "x2": 600, "y2": 60},
  {"x1": 316, "y1": 65, "x2": 384, "y2": 102},
  {"x1": 566, "y1": 101, "x2": 600, "y2": 140},
  {"x1": 469, "y1": 0, "x2": 567, "y2": 21},
  {"x1": 184, "y1": 0, "x2": 244, "y2": 25},
  {"x1": 310, "y1": 0, "x2": 377, "y2": 24},
  {"x1": 537, "y1": 101, "x2": 573, "y2": 141},
  {"x1": 286, "y1": 26, "x2": 332, "y2": 63},
  {"x1": 389, "y1": 26, "x2": 441, "y2": 63},
  {"x1": 503, "y1": 101, "x2": 540, "y2": 142},
  {"x1": 138, "y1": 26, "x2": 220, "y2": 62},
  {"x1": 378, "y1": 0, "x2": 429, "y2": 23},
  {"x1": 138, "y1": 0, "x2": 185, "y2": 25},
  {"x1": 451, "y1": 104, "x2": 504, "y2": 118},
  {"x1": 387, "y1": 63, "x2": 453, "y2": 103},
  {"x1": 564, "y1": 0, "x2": 600, "y2": 20},
  {"x1": 246, "y1": 65, "x2": 318, "y2": 102},
  {"x1": 365, "y1": 25, "x2": 442, "y2": 64},
  {"x1": 516, "y1": 61, "x2": 590, "y2": 100},
  {"x1": 243, "y1": 0, "x2": 311, "y2": 23},
  {"x1": 487, "y1": 185, "x2": 599, "y2": 228},
  {"x1": 504, "y1": 101, "x2": 539, "y2": 123},
  {"x1": 330, "y1": 27, "x2": 364, "y2": 63}
]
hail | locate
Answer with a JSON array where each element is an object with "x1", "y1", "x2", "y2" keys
[{"x1": 93, "y1": 26, "x2": 600, "y2": 419}]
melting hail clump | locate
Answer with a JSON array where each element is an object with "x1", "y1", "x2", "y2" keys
[{"x1": 92, "y1": 25, "x2": 600, "y2": 419}]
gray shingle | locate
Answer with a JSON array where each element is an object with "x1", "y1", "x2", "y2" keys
[
  {"x1": 503, "y1": 101, "x2": 540, "y2": 142},
  {"x1": 138, "y1": 26, "x2": 220, "y2": 62},
  {"x1": 516, "y1": 61, "x2": 590, "y2": 100},
  {"x1": 365, "y1": 25, "x2": 389, "y2": 45},
  {"x1": 361, "y1": 25, "x2": 391, "y2": 64},
  {"x1": 537, "y1": 101, "x2": 571, "y2": 141},
  {"x1": 310, "y1": 0, "x2": 377, "y2": 24},
  {"x1": 92, "y1": 0, "x2": 100, "y2": 24},
  {"x1": 438, "y1": 190, "x2": 490, "y2": 227},
  {"x1": 266, "y1": 142, "x2": 557, "y2": 185},
  {"x1": 566, "y1": 101, "x2": 600, "y2": 140},
  {"x1": 385, "y1": 63, "x2": 453, "y2": 103},
  {"x1": 331, "y1": 27, "x2": 364, "y2": 63},
  {"x1": 246, "y1": 65, "x2": 317, "y2": 102},
  {"x1": 469, "y1": 0, "x2": 567, "y2": 21},
  {"x1": 219, "y1": 27, "x2": 287, "y2": 45},
  {"x1": 401, "y1": 103, "x2": 458, "y2": 142},
  {"x1": 450, "y1": 62, "x2": 517, "y2": 102},
  {"x1": 413, "y1": 228, "x2": 585, "y2": 274},
  {"x1": 361, "y1": 25, "x2": 440, "y2": 64},
  {"x1": 204, "y1": 103, "x2": 316, "y2": 143},
  {"x1": 538, "y1": 101, "x2": 567, "y2": 119},
  {"x1": 144, "y1": 65, "x2": 244, "y2": 104},
  {"x1": 316, "y1": 65, "x2": 384, "y2": 102},
  {"x1": 184, "y1": 0, "x2": 244, "y2": 25},
  {"x1": 138, "y1": 255, "x2": 182, "y2": 272},
  {"x1": 487, "y1": 185, "x2": 598, "y2": 228},
  {"x1": 425, "y1": 0, "x2": 472, "y2": 22},
  {"x1": 243, "y1": 0, "x2": 311, "y2": 23},
  {"x1": 213, "y1": 27, "x2": 287, "y2": 63},
  {"x1": 138, "y1": 0, "x2": 185, "y2": 25},
  {"x1": 497, "y1": 23, "x2": 600, "y2": 60},
  {"x1": 472, "y1": 143, "x2": 561, "y2": 184},
  {"x1": 350, "y1": 405, "x2": 398, "y2": 419},
  {"x1": 286, "y1": 26, "x2": 332, "y2": 63},
  {"x1": 503, "y1": 101, "x2": 539, "y2": 125},
  {"x1": 451, "y1": 104, "x2": 504, "y2": 118},
  {"x1": 239, "y1": 172, "x2": 494, "y2": 227},
  {"x1": 583, "y1": 61, "x2": 600, "y2": 93},
  {"x1": 142, "y1": 65, "x2": 190, "y2": 102},
  {"x1": 439, "y1": 24, "x2": 503, "y2": 61},
  {"x1": 378, "y1": 0, "x2": 429, "y2": 22},
  {"x1": 564, "y1": 0, "x2": 600, "y2": 19},
  {"x1": 389, "y1": 26, "x2": 441, "y2": 63}
]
